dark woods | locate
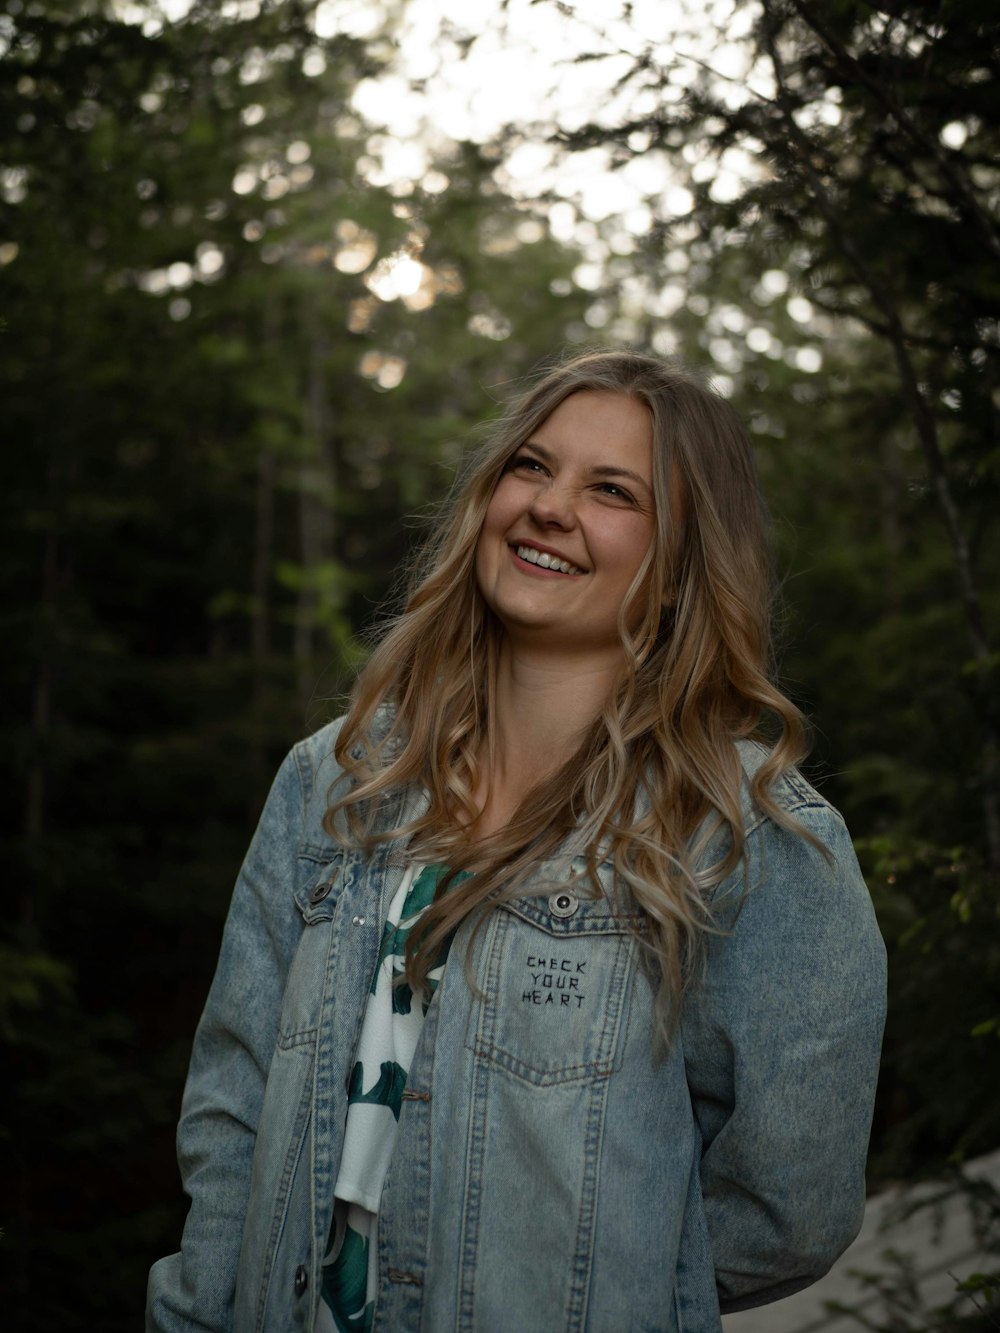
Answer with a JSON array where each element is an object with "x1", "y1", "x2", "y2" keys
[{"x1": 1, "y1": 1, "x2": 998, "y2": 1327}]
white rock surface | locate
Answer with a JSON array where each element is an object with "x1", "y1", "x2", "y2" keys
[{"x1": 722, "y1": 1150, "x2": 1000, "y2": 1333}]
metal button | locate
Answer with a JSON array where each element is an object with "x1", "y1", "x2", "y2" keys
[
  {"x1": 293, "y1": 1264, "x2": 308, "y2": 1297},
  {"x1": 548, "y1": 889, "x2": 579, "y2": 919},
  {"x1": 351, "y1": 914, "x2": 366, "y2": 926},
  {"x1": 309, "y1": 868, "x2": 339, "y2": 905}
]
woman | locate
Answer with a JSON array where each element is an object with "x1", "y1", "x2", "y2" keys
[{"x1": 148, "y1": 350, "x2": 886, "y2": 1333}]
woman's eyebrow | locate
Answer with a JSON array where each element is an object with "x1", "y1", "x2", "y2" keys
[{"x1": 521, "y1": 439, "x2": 553, "y2": 459}]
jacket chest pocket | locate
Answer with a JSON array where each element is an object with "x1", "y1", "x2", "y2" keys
[
  {"x1": 465, "y1": 871, "x2": 641, "y2": 1087},
  {"x1": 277, "y1": 846, "x2": 348, "y2": 1047}
]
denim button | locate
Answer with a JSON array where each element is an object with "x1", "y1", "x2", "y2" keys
[
  {"x1": 309, "y1": 869, "x2": 339, "y2": 905},
  {"x1": 549, "y1": 889, "x2": 579, "y2": 919},
  {"x1": 294, "y1": 1264, "x2": 308, "y2": 1297}
]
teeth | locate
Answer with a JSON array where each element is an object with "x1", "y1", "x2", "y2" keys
[{"x1": 515, "y1": 545, "x2": 582, "y2": 575}]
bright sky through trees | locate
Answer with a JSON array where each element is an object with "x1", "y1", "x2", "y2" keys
[
  {"x1": 99, "y1": 0, "x2": 853, "y2": 367},
  {"x1": 137, "y1": 0, "x2": 762, "y2": 227},
  {"x1": 328, "y1": 0, "x2": 761, "y2": 215}
]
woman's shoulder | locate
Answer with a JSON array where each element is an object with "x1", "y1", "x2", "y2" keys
[
  {"x1": 287, "y1": 705, "x2": 406, "y2": 846},
  {"x1": 291, "y1": 702, "x2": 398, "y2": 783},
  {"x1": 292, "y1": 713, "x2": 348, "y2": 769},
  {"x1": 734, "y1": 738, "x2": 848, "y2": 842},
  {"x1": 720, "y1": 741, "x2": 883, "y2": 969},
  {"x1": 276, "y1": 714, "x2": 343, "y2": 802}
]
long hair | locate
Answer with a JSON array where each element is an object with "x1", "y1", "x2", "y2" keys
[{"x1": 325, "y1": 349, "x2": 810, "y2": 1035}]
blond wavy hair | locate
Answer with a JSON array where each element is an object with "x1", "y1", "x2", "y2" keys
[{"x1": 325, "y1": 349, "x2": 810, "y2": 1033}]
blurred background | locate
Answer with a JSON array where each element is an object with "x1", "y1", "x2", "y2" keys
[{"x1": 2, "y1": 0, "x2": 998, "y2": 1327}]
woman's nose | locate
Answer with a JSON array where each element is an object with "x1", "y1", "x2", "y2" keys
[{"x1": 528, "y1": 480, "x2": 576, "y2": 527}]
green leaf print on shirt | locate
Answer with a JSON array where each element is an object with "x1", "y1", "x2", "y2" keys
[
  {"x1": 369, "y1": 864, "x2": 465, "y2": 995},
  {"x1": 348, "y1": 1059, "x2": 408, "y2": 1120},
  {"x1": 322, "y1": 1220, "x2": 373, "y2": 1333},
  {"x1": 391, "y1": 979, "x2": 415, "y2": 1016}
]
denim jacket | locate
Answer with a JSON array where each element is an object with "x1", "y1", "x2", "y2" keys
[{"x1": 147, "y1": 719, "x2": 886, "y2": 1333}]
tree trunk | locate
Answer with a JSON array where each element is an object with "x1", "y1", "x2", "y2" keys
[
  {"x1": 295, "y1": 335, "x2": 337, "y2": 707},
  {"x1": 23, "y1": 461, "x2": 60, "y2": 933}
]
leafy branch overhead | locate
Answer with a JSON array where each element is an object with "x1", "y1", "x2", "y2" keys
[{"x1": 543, "y1": 0, "x2": 1000, "y2": 867}]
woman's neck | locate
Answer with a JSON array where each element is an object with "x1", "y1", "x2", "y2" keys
[{"x1": 473, "y1": 642, "x2": 622, "y2": 838}]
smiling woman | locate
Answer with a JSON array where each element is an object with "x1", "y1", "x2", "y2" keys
[
  {"x1": 148, "y1": 350, "x2": 886, "y2": 1333},
  {"x1": 475, "y1": 391, "x2": 656, "y2": 658}
]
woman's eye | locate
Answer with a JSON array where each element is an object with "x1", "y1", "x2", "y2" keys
[
  {"x1": 508, "y1": 454, "x2": 545, "y2": 474},
  {"x1": 597, "y1": 482, "x2": 633, "y2": 502}
]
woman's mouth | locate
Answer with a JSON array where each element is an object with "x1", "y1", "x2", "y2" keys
[{"x1": 513, "y1": 544, "x2": 586, "y2": 576}]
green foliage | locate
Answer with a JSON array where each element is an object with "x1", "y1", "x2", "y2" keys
[
  {"x1": 4, "y1": 0, "x2": 999, "y2": 1323},
  {"x1": 0, "y1": 1, "x2": 590, "y2": 1327},
  {"x1": 0, "y1": 946, "x2": 74, "y2": 1044},
  {"x1": 858, "y1": 838, "x2": 1000, "y2": 1179}
]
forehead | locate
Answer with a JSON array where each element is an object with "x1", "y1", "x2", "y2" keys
[{"x1": 530, "y1": 391, "x2": 653, "y2": 477}]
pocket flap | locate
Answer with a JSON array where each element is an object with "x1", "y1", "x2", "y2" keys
[
  {"x1": 293, "y1": 846, "x2": 348, "y2": 923},
  {"x1": 504, "y1": 891, "x2": 642, "y2": 937}
]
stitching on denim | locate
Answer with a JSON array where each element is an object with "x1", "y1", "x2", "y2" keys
[
  {"x1": 471, "y1": 1038, "x2": 616, "y2": 1087},
  {"x1": 278, "y1": 1027, "x2": 317, "y2": 1050},
  {"x1": 253, "y1": 1042, "x2": 316, "y2": 1330},
  {"x1": 503, "y1": 901, "x2": 643, "y2": 934},
  {"x1": 457, "y1": 918, "x2": 502, "y2": 1330},
  {"x1": 297, "y1": 841, "x2": 344, "y2": 863}
]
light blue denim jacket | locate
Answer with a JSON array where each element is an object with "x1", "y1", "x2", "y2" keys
[{"x1": 147, "y1": 719, "x2": 886, "y2": 1333}]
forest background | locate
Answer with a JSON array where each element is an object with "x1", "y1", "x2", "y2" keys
[{"x1": 2, "y1": 0, "x2": 998, "y2": 1328}]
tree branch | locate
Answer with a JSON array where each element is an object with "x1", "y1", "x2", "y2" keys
[
  {"x1": 787, "y1": 0, "x2": 1000, "y2": 261},
  {"x1": 761, "y1": 0, "x2": 1000, "y2": 864}
]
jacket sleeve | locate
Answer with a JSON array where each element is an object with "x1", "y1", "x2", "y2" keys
[
  {"x1": 146, "y1": 742, "x2": 315, "y2": 1333},
  {"x1": 680, "y1": 804, "x2": 887, "y2": 1314}
]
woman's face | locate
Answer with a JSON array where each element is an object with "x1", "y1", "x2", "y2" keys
[{"x1": 475, "y1": 390, "x2": 656, "y2": 659}]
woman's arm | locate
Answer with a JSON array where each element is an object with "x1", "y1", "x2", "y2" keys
[
  {"x1": 146, "y1": 742, "x2": 315, "y2": 1333},
  {"x1": 681, "y1": 803, "x2": 887, "y2": 1313}
]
